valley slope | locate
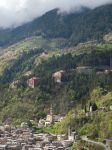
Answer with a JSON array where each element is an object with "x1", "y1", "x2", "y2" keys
[{"x1": 0, "y1": 3, "x2": 111, "y2": 146}]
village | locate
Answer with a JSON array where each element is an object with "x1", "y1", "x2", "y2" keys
[
  {"x1": 3, "y1": 53, "x2": 111, "y2": 150},
  {"x1": 0, "y1": 127, "x2": 73, "y2": 150},
  {"x1": 0, "y1": 1, "x2": 112, "y2": 149},
  {"x1": 2, "y1": 53, "x2": 112, "y2": 150},
  {"x1": 0, "y1": 125, "x2": 76, "y2": 150},
  {"x1": 0, "y1": 107, "x2": 79, "y2": 150},
  {"x1": 0, "y1": 99, "x2": 112, "y2": 150}
]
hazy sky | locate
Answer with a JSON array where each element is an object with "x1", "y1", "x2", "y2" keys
[{"x1": 0, "y1": 0, "x2": 112, "y2": 28}]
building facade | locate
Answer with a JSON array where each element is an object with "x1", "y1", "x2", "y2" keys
[
  {"x1": 52, "y1": 70, "x2": 65, "y2": 83},
  {"x1": 27, "y1": 77, "x2": 40, "y2": 88}
]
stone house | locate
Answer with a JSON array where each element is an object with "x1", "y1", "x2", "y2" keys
[
  {"x1": 27, "y1": 77, "x2": 40, "y2": 88},
  {"x1": 52, "y1": 70, "x2": 65, "y2": 83}
]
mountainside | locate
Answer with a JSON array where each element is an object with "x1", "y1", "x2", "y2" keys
[
  {"x1": 0, "y1": 37, "x2": 111, "y2": 122},
  {"x1": 0, "y1": 3, "x2": 111, "y2": 147},
  {"x1": 0, "y1": 4, "x2": 112, "y2": 47}
]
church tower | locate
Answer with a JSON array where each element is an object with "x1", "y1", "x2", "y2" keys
[{"x1": 50, "y1": 105, "x2": 54, "y2": 124}]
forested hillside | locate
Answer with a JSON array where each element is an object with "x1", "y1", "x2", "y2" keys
[
  {"x1": 0, "y1": 4, "x2": 112, "y2": 47},
  {"x1": 0, "y1": 3, "x2": 111, "y2": 145},
  {"x1": 0, "y1": 37, "x2": 111, "y2": 125}
]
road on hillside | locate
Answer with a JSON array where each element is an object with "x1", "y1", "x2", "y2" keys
[{"x1": 81, "y1": 136, "x2": 111, "y2": 150}]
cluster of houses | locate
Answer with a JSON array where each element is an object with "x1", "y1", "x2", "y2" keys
[
  {"x1": 0, "y1": 105, "x2": 82, "y2": 149},
  {"x1": 0, "y1": 125, "x2": 36, "y2": 150},
  {"x1": 0, "y1": 123, "x2": 79, "y2": 150}
]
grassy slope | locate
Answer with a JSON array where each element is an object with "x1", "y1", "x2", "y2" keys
[{"x1": 0, "y1": 36, "x2": 66, "y2": 75}]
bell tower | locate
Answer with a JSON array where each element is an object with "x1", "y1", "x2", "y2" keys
[{"x1": 50, "y1": 104, "x2": 54, "y2": 124}]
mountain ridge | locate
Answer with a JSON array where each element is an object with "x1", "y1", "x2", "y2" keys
[{"x1": 0, "y1": 4, "x2": 112, "y2": 47}]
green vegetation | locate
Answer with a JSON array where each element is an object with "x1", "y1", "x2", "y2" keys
[
  {"x1": 72, "y1": 141, "x2": 85, "y2": 150},
  {"x1": 0, "y1": 5, "x2": 111, "y2": 144},
  {"x1": 72, "y1": 141, "x2": 105, "y2": 150},
  {"x1": 49, "y1": 90, "x2": 112, "y2": 140},
  {"x1": 0, "y1": 40, "x2": 111, "y2": 127},
  {"x1": 0, "y1": 36, "x2": 64, "y2": 75}
]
